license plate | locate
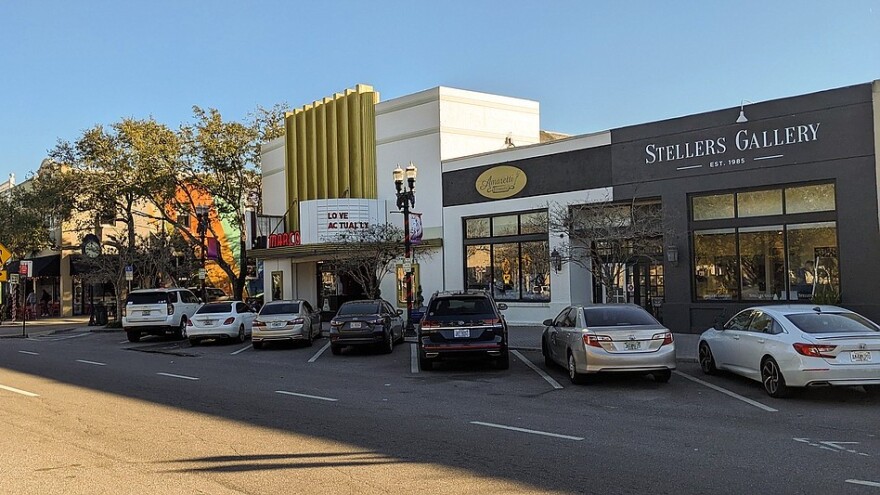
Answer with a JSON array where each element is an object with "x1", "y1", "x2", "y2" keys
[
  {"x1": 350, "y1": 322, "x2": 362, "y2": 329},
  {"x1": 624, "y1": 341, "x2": 642, "y2": 351},
  {"x1": 454, "y1": 329, "x2": 470, "y2": 338},
  {"x1": 851, "y1": 351, "x2": 872, "y2": 362},
  {"x1": 142, "y1": 311, "x2": 151, "y2": 316},
  {"x1": 204, "y1": 320, "x2": 215, "y2": 326},
  {"x1": 270, "y1": 321, "x2": 285, "y2": 328}
]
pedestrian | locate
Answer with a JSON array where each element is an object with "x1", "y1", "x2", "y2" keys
[
  {"x1": 40, "y1": 289, "x2": 51, "y2": 317},
  {"x1": 26, "y1": 290, "x2": 37, "y2": 319}
]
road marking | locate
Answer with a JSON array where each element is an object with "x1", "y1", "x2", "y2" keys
[
  {"x1": 794, "y1": 438, "x2": 871, "y2": 456},
  {"x1": 47, "y1": 333, "x2": 91, "y2": 341},
  {"x1": 674, "y1": 370, "x2": 778, "y2": 413},
  {"x1": 275, "y1": 390, "x2": 338, "y2": 402},
  {"x1": 470, "y1": 421, "x2": 583, "y2": 441},
  {"x1": 308, "y1": 342, "x2": 331, "y2": 363},
  {"x1": 76, "y1": 359, "x2": 107, "y2": 366},
  {"x1": 410, "y1": 343, "x2": 419, "y2": 374},
  {"x1": 846, "y1": 480, "x2": 880, "y2": 488},
  {"x1": 156, "y1": 372, "x2": 199, "y2": 381},
  {"x1": 0, "y1": 384, "x2": 40, "y2": 397},
  {"x1": 230, "y1": 344, "x2": 251, "y2": 355},
  {"x1": 18, "y1": 350, "x2": 39, "y2": 355},
  {"x1": 511, "y1": 350, "x2": 563, "y2": 390},
  {"x1": 118, "y1": 340, "x2": 130, "y2": 344}
]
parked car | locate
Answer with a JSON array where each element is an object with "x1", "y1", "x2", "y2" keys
[
  {"x1": 329, "y1": 300, "x2": 405, "y2": 355},
  {"x1": 122, "y1": 288, "x2": 202, "y2": 342},
  {"x1": 699, "y1": 305, "x2": 880, "y2": 398},
  {"x1": 542, "y1": 304, "x2": 676, "y2": 384},
  {"x1": 417, "y1": 290, "x2": 509, "y2": 370},
  {"x1": 252, "y1": 300, "x2": 321, "y2": 349},
  {"x1": 187, "y1": 301, "x2": 256, "y2": 345}
]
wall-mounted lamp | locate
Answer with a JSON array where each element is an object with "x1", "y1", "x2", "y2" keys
[
  {"x1": 551, "y1": 248, "x2": 562, "y2": 273},
  {"x1": 666, "y1": 245, "x2": 679, "y2": 265},
  {"x1": 736, "y1": 99, "x2": 754, "y2": 123}
]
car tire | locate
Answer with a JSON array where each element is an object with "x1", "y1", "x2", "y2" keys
[
  {"x1": 189, "y1": 338, "x2": 200, "y2": 346},
  {"x1": 330, "y1": 343, "x2": 342, "y2": 355},
  {"x1": 652, "y1": 370, "x2": 672, "y2": 383},
  {"x1": 126, "y1": 331, "x2": 141, "y2": 343},
  {"x1": 495, "y1": 351, "x2": 510, "y2": 370},
  {"x1": 542, "y1": 339, "x2": 554, "y2": 367},
  {"x1": 175, "y1": 319, "x2": 187, "y2": 340},
  {"x1": 863, "y1": 385, "x2": 880, "y2": 397},
  {"x1": 382, "y1": 329, "x2": 394, "y2": 354},
  {"x1": 761, "y1": 357, "x2": 791, "y2": 398},
  {"x1": 699, "y1": 342, "x2": 718, "y2": 375},
  {"x1": 252, "y1": 341, "x2": 264, "y2": 350},
  {"x1": 567, "y1": 351, "x2": 589, "y2": 385},
  {"x1": 419, "y1": 355, "x2": 433, "y2": 371}
]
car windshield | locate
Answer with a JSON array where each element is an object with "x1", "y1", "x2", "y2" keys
[
  {"x1": 428, "y1": 297, "x2": 493, "y2": 316},
  {"x1": 126, "y1": 292, "x2": 170, "y2": 305},
  {"x1": 197, "y1": 303, "x2": 232, "y2": 314},
  {"x1": 785, "y1": 312, "x2": 880, "y2": 334},
  {"x1": 259, "y1": 303, "x2": 299, "y2": 315},
  {"x1": 583, "y1": 307, "x2": 658, "y2": 327},
  {"x1": 337, "y1": 303, "x2": 380, "y2": 315}
]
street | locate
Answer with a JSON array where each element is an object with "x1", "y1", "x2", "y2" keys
[{"x1": 1, "y1": 328, "x2": 879, "y2": 494}]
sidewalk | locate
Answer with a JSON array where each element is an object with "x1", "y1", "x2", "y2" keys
[
  {"x1": 508, "y1": 325, "x2": 699, "y2": 363},
  {"x1": 0, "y1": 316, "x2": 94, "y2": 338}
]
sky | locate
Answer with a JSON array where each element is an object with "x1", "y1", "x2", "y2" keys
[{"x1": 1, "y1": 0, "x2": 878, "y2": 181}]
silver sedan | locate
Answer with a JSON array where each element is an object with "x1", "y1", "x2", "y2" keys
[
  {"x1": 252, "y1": 300, "x2": 321, "y2": 349},
  {"x1": 699, "y1": 305, "x2": 880, "y2": 398},
  {"x1": 542, "y1": 304, "x2": 676, "y2": 384}
]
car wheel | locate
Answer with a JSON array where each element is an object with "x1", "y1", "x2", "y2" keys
[
  {"x1": 237, "y1": 325, "x2": 245, "y2": 344},
  {"x1": 126, "y1": 331, "x2": 141, "y2": 343},
  {"x1": 252, "y1": 341, "x2": 264, "y2": 350},
  {"x1": 330, "y1": 343, "x2": 342, "y2": 355},
  {"x1": 495, "y1": 351, "x2": 510, "y2": 370},
  {"x1": 652, "y1": 370, "x2": 672, "y2": 383},
  {"x1": 699, "y1": 342, "x2": 718, "y2": 375},
  {"x1": 567, "y1": 351, "x2": 589, "y2": 385},
  {"x1": 382, "y1": 329, "x2": 394, "y2": 354},
  {"x1": 542, "y1": 339, "x2": 554, "y2": 367},
  {"x1": 175, "y1": 319, "x2": 187, "y2": 340},
  {"x1": 189, "y1": 338, "x2": 199, "y2": 346},
  {"x1": 761, "y1": 357, "x2": 791, "y2": 398}
]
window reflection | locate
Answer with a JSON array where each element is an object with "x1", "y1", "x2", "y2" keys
[
  {"x1": 737, "y1": 190, "x2": 782, "y2": 217},
  {"x1": 493, "y1": 243, "x2": 521, "y2": 300},
  {"x1": 739, "y1": 227, "x2": 785, "y2": 300},
  {"x1": 692, "y1": 194, "x2": 734, "y2": 221},
  {"x1": 787, "y1": 222, "x2": 839, "y2": 301},
  {"x1": 521, "y1": 241, "x2": 550, "y2": 301},
  {"x1": 785, "y1": 184, "x2": 836, "y2": 214},
  {"x1": 694, "y1": 229, "x2": 739, "y2": 300},
  {"x1": 465, "y1": 245, "x2": 491, "y2": 291}
]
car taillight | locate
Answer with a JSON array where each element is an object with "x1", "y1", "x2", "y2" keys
[
  {"x1": 583, "y1": 334, "x2": 611, "y2": 348},
  {"x1": 122, "y1": 307, "x2": 127, "y2": 318},
  {"x1": 186, "y1": 319, "x2": 193, "y2": 326},
  {"x1": 167, "y1": 303, "x2": 174, "y2": 315},
  {"x1": 287, "y1": 318, "x2": 304, "y2": 325},
  {"x1": 369, "y1": 318, "x2": 385, "y2": 325},
  {"x1": 420, "y1": 320, "x2": 440, "y2": 334},
  {"x1": 793, "y1": 343, "x2": 837, "y2": 358},
  {"x1": 253, "y1": 320, "x2": 266, "y2": 327},
  {"x1": 653, "y1": 332, "x2": 674, "y2": 346},
  {"x1": 223, "y1": 317, "x2": 235, "y2": 325},
  {"x1": 330, "y1": 320, "x2": 343, "y2": 327}
]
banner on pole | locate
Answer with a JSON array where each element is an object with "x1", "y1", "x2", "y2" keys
[{"x1": 409, "y1": 213, "x2": 423, "y2": 245}]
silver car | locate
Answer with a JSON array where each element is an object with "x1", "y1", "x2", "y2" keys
[
  {"x1": 252, "y1": 300, "x2": 321, "y2": 349},
  {"x1": 542, "y1": 304, "x2": 676, "y2": 384},
  {"x1": 699, "y1": 305, "x2": 880, "y2": 398}
]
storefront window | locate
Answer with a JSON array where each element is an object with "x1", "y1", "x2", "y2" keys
[
  {"x1": 739, "y1": 226, "x2": 785, "y2": 300},
  {"x1": 692, "y1": 194, "x2": 734, "y2": 221},
  {"x1": 737, "y1": 189, "x2": 782, "y2": 218},
  {"x1": 520, "y1": 211, "x2": 548, "y2": 234},
  {"x1": 493, "y1": 243, "x2": 521, "y2": 300},
  {"x1": 694, "y1": 229, "x2": 739, "y2": 300},
  {"x1": 785, "y1": 184, "x2": 836, "y2": 214},
  {"x1": 465, "y1": 244, "x2": 491, "y2": 291},
  {"x1": 787, "y1": 222, "x2": 839, "y2": 301},
  {"x1": 492, "y1": 215, "x2": 519, "y2": 237},
  {"x1": 521, "y1": 241, "x2": 550, "y2": 301},
  {"x1": 465, "y1": 218, "x2": 490, "y2": 239}
]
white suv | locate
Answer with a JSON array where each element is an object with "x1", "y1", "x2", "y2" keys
[{"x1": 122, "y1": 288, "x2": 202, "y2": 342}]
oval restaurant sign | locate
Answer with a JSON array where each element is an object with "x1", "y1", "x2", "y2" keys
[{"x1": 475, "y1": 165, "x2": 527, "y2": 199}]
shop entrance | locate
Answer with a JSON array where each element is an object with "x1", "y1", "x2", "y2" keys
[
  {"x1": 316, "y1": 262, "x2": 370, "y2": 320},
  {"x1": 594, "y1": 259, "x2": 665, "y2": 320}
]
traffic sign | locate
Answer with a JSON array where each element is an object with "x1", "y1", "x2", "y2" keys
[
  {"x1": 198, "y1": 268, "x2": 206, "y2": 280},
  {"x1": 0, "y1": 270, "x2": 6, "y2": 283},
  {"x1": 0, "y1": 242, "x2": 10, "y2": 264},
  {"x1": 9, "y1": 273, "x2": 19, "y2": 284},
  {"x1": 19, "y1": 260, "x2": 33, "y2": 278},
  {"x1": 125, "y1": 265, "x2": 133, "y2": 281}
]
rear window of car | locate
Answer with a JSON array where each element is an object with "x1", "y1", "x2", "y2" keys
[
  {"x1": 785, "y1": 312, "x2": 880, "y2": 334},
  {"x1": 428, "y1": 297, "x2": 494, "y2": 316},
  {"x1": 583, "y1": 307, "x2": 658, "y2": 327},
  {"x1": 126, "y1": 292, "x2": 174, "y2": 305},
  {"x1": 337, "y1": 302, "x2": 380, "y2": 315},
  {"x1": 197, "y1": 303, "x2": 232, "y2": 314},
  {"x1": 260, "y1": 303, "x2": 299, "y2": 315}
]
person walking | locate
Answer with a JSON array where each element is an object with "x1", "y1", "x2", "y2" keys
[
  {"x1": 26, "y1": 290, "x2": 37, "y2": 319},
  {"x1": 40, "y1": 289, "x2": 52, "y2": 317}
]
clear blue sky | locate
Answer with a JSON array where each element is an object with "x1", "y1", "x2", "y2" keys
[{"x1": 1, "y1": 1, "x2": 878, "y2": 181}]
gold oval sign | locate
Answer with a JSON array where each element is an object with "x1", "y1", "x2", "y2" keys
[{"x1": 475, "y1": 165, "x2": 527, "y2": 200}]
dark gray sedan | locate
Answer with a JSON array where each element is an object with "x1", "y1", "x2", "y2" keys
[{"x1": 329, "y1": 300, "x2": 404, "y2": 355}]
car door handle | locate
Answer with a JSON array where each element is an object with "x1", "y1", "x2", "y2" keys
[
  {"x1": 732, "y1": 335, "x2": 740, "y2": 340},
  {"x1": 757, "y1": 339, "x2": 766, "y2": 344}
]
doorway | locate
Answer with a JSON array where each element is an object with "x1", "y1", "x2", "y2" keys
[{"x1": 593, "y1": 260, "x2": 665, "y2": 320}]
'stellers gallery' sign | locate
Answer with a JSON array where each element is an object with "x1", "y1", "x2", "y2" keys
[{"x1": 475, "y1": 165, "x2": 527, "y2": 199}]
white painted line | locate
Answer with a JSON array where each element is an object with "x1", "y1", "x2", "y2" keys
[
  {"x1": 674, "y1": 371, "x2": 778, "y2": 412},
  {"x1": 846, "y1": 480, "x2": 880, "y2": 488},
  {"x1": 118, "y1": 340, "x2": 130, "y2": 344},
  {"x1": 230, "y1": 344, "x2": 251, "y2": 355},
  {"x1": 275, "y1": 390, "x2": 338, "y2": 402},
  {"x1": 308, "y1": 342, "x2": 331, "y2": 363},
  {"x1": 18, "y1": 350, "x2": 39, "y2": 356},
  {"x1": 156, "y1": 372, "x2": 199, "y2": 381},
  {"x1": 410, "y1": 343, "x2": 419, "y2": 374},
  {"x1": 49, "y1": 333, "x2": 91, "y2": 341},
  {"x1": 754, "y1": 154, "x2": 784, "y2": 161},
  {"x1": 470, "y1": 421, "x2": 583, "y2": 441},
  {"x1": 676, "y1": 164, "x2": 703, "y2": 171},
  {"x1": 0, "y1": 384, "x2": 40, "y2": 397},
  {"x1": 76, "y1": 359, "x2": 107, "y2": 366},
  {"x1": 512, "y1": 350, "x2": 563, "y2": 390}
]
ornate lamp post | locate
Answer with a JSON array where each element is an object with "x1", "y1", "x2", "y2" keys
[
  {"x1": 195, "y1": 206, "x2": 210, "y2": 302},
  {"x1": 394, "y1": 162, "x2": 417, "y2": 336}
]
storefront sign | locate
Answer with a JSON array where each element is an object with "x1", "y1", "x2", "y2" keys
[
  {"x1": 19, "y1": 260, "x2": 32, "y2": 278},
  {"x1": 475, "y1": 165, "x2": 527, "y2": 199},
  {"x1": 268, "y1": 231, "x2": 301, "y2": 248}
]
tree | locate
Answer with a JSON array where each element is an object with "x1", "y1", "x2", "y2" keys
[
  {"x1": 329, "y1": 224, "x2": 406, "y2": 299},
  {"x1": 549, "y1": 197, "x2": 666, "y2": 303}
]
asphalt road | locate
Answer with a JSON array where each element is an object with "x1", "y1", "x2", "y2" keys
[{"x1": 1, "y1": 330, "x2": 878, "y2": 494}]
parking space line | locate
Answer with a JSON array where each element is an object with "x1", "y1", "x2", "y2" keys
[
  {"x1": 230, "y1": 344, "x2": 251, "y2": 355},
  {"x1": 156, "y1": 372, "x2": 199, "y2": 381},
  {"x1": 308, "y1": 342, "x2": 331, "y2": 363},
  {"x1": 470, "y1": 421, "x2": 583, "y2": 441},
  {"x1": 76, "y1": 359, "x2": 107, "y2": 366},
  {"x1": 118, "y1": 340, "x2": 130, "y2": 344},
  {"x1": 846, "y1": 480, "x2": 880, "y2": 489},
  {"x1": 673, "y1": 371, "x2": 778, "y2": 412},
  {"x1": 410, "y1": 344, "x2": 419, "y2": 374},
  {"x1": 18, "y1": 351, "x2": 39, "y2": 356},
  {"x1": 47, "y1": 333, "x2": 91, "y2": 341},
  {"x1": 0, "y1": 384, "x2": 40, "y2": 397},
  {"x1": 275, "y1": 390, "x2": 338, "y2": 402},
  {"x1": 511, "y1": 350, "x2": 562, "y2": 390}
]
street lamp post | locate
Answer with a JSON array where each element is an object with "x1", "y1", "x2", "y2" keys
[
  {"x1": 393, "y1": 162, "x2": 417, "y2": 336},
  {"x1": 195, "y1": 206, "x2": 209, "y2": 303}
]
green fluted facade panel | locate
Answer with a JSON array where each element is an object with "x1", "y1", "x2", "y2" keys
[
  {"x1": 347, "y1": 90, "x2": 363, "y2": 198},
  {"x1": 326, "y1": 97, "x2": 339, "y2": 198}
]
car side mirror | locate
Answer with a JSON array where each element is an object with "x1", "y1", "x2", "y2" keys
[
  {"x1": 543, "y1": 318, "x2": 554, "y2": 327},
  {"x1": 497, "y1": 303, "x2": 508, "y2": 311},
  {"x1": 713, "y1": 322, "x2": 724, "y2": 331},
  {"x1": 397, "y1": 309, "x2": 404, "y2": 315}
]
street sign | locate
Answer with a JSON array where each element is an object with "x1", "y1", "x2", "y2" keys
[
  {"x1": 9, "y1": 273, "x2": 19, "y2": 284},
  {"x1": 19, "y1": 260, "x2": 33, "y2": 278},
  {"x1": 125, "y1": 265, "x2": 133, "y2": 281},
  {"x1": 0, "y1": 270, "x2": 7, "y2": 283},
  {"x1": 402, "y1": 259, "x2": 413, "y2": 273},
  {"x1": 0, "y1": 242, "x2": 10, "y2": 264},
  {"x1": 198, "y1": 268, "x2": 206, "y2": 280}
]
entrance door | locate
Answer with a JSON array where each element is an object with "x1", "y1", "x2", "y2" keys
[{"x1": 630, "y1": 261, "x2": 664, "y2": 320}]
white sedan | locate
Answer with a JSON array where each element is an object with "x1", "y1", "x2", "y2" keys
[
  {"x1": 699, "y1": 305, "x2": 880, "y2": 398},
  {"x1": 187, "y1": 301, "x2": 256, "y2": 345}
]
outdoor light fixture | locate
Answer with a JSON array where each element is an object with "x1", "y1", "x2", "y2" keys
[
  {"x1": 736, "y1": 99, "x2": 754, "y2": 123},
  {"x1": 551, "y1": 248, "x2": 562, "y2": 273}
]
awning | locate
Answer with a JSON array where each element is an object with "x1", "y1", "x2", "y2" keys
[
  {"x1": 6, "y1": 254, "x2": 61, "y2": 278},
  {"x1": 249, "y1": 238, "x2": 443, "y2": 261}
]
